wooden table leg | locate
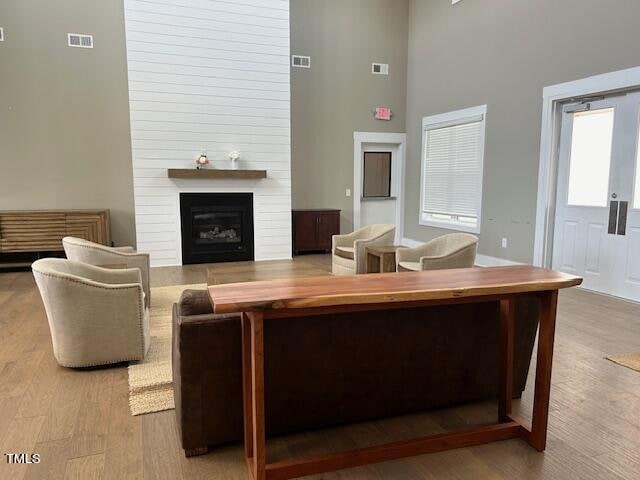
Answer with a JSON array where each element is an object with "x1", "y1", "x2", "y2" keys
[
  {"x1": 528, "y1": 290, "x2": 559, "y2": 451},
  {"x1": 381, "y1": 252, "x2": 397, "y2": 273},
  {"x1": 366, "y1": 253, "x2": 380, "y2": 274},
  {"x1": 498, "y1": 299, "x2": 514, "y2": 423},
  {"x1": 249, "y1": 311, "x2": 266, "y2": 480},
  {"x1": 241, "y1": 313, "x2": 254, "y2": 461}
]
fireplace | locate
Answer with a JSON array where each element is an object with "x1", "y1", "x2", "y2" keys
[{"x1": 180, "y1": 193, "x2": 254, "y2": 264}]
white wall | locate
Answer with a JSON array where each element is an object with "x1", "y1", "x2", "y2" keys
[{"x1": 123, "y1": 0, "x2": 291, "y2": 266}]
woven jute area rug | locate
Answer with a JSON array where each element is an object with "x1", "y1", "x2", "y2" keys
[
  {"x1": 606, "y1": 352, "x2": 640, "y2": 372},
  {"x1": 128, "y1": 283, "x2": 206, "y2": 416}
]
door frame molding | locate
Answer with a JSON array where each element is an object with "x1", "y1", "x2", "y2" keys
[
  {"x1": 353, "y1": 132, "x2": 406, "y2": 243},
  {"x1": 534, "y1": 65, "x2": 640, "y2": 267}
]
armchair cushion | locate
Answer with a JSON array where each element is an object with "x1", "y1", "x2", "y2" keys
[
  {"x1": 398, "y1": 261, "x2": 421, "y2": 272},
  {"x1": 335, "y1": 246, "x2": 355, "y2": 260}
]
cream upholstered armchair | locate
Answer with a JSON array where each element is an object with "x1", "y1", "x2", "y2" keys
[
  {"x1": 63, "y1": 236, "x2": 151, "y2": 306},
  {"x1": 396, "y1": 233, "x2": 478, "y2": 272},
  {"x1": 32, "y1": 258, "x2": 150, "y2": 368},
  {"x1": 332, "y1": 224, "x2": 396, "y2": 275}
]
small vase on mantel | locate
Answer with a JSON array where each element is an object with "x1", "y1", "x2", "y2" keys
[
  {"x1": 195, "y1": 153, "x2": 209, "y2": 169},
  {"x1": 228, "y1": 151, "x2": 240, "y2": 170}
]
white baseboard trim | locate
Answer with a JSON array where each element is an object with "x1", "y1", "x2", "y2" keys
[
  {"x1": 254, "y1": 256, "x2": 294, "y2": 262},
  {"x1": 401, "y1": 237, "x2": 521, "y2": 267}
]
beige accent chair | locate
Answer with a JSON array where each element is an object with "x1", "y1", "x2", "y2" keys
[
  {"x1": 332, "y1": 224, "x2": 396, "y2": 275},
  {"x1": 396, "y1": 233, "x2": 478, "y2": 272},
  {"x1": 32, "y1": 258, "x2": 150, "y2": 368},
  {"x1": 63, "y1": 236, "x2": 151, "y2": 307}
]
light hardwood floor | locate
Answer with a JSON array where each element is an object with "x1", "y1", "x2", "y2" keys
[{"x1": 1, "y1": 255, "x2": 640, "y2": 480}]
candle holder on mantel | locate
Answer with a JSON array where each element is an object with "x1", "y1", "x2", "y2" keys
[
  {"x1": 195, "y1": 153, "x2": 209, "y2": 169},
  {"x1": 228, "y1": 151, "x2": 241, "y2": 170}
]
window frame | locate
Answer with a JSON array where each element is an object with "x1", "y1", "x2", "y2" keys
[{"x1": 419, "y1": 104, "x2": 487, "y2": 234}]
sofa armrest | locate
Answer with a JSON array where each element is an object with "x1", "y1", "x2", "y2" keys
[{"x1": 172, "y1": 306, "x2": 243, "y2": 455}]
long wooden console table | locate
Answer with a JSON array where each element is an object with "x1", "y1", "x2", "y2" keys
[{"x1": 208, "y1": 266, "x2": 582, "y2": 480}]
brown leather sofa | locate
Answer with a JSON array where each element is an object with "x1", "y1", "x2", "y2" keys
[{"x1": 172, "y1": 289, "x2": 540, "y2": 456}]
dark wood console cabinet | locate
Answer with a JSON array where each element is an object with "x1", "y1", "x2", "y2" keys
[{"x1": 292, "y1": 209, "x2": 340, "y2": 255}]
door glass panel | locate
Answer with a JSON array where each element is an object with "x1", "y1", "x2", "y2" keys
[
  {"x1": 567, "y1": 108, "x2": 615, "y2": 207},
  {"x1": 635, "y1": 119, "x2": 640, "y2": 209}
]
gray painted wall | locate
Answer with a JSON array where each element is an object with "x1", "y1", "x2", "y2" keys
[
  {"x1": 0, "y1": 0, "x2": 136, "y2": 246},
  {"x1": 290, "y1": 0, "x2": 408, "y2": 232},
  {"x1": 6, "y1": 0, "x2": 640, "y2": 256},
  {"x1": 404, "y1": 0, "x2": 640, "y2": 262}
]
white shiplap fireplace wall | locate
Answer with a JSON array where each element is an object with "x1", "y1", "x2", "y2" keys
[{"x1": 123, "y1": 0, "x2": 291, "y2": 266}]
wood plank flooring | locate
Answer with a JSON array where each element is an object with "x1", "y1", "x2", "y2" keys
[{"x1": 1, "y1": 255, "x2": 639, "y2": 479}]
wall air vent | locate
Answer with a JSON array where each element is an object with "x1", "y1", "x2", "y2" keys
[
  {"x1": 0, "y1": 27, "x2": 4, "y2": 42},
  {"x1": 67, "y1": 33, "x2": 94, "y2": 49},
  {"x1": 291, "y1": 55, "x2": 311, "y2": 68},
  {"x1": 372, "y1": 63, "x2": 389, "y2": 75}
]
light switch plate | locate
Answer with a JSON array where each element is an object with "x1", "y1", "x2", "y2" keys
[
  {"x1": 372, "y1": 63, "x2": 389, "y2": 75},
  {"x1": 346, "y1": 188, "x2": 351, "y2": 197}
]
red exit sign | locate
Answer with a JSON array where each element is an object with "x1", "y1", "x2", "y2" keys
[{"x1": 375, "y1": 107, "x2": 392, "y2": 121}]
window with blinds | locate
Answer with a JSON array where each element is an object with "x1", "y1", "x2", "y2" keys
[{"x1": 419, "y1": 105, "x2": 486, "y2": 233}]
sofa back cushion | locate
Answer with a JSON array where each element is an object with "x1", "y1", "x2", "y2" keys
[{"x1": 174, "y1": 294, "x2": 540, "y2": 450}]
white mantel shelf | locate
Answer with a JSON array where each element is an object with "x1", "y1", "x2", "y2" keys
[{"x1": 167, "y1": 169, "x2": 267, "y2": 180}]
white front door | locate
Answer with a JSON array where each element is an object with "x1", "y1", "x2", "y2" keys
[{"x1": 552, "y1": 92, "x2": 640, "y2": 301}]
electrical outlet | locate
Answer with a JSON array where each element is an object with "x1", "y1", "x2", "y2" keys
[
  {"x1": 346, "y1": 188, "x2": 351, "y2": 197},
  {"x1": 501, "y1": 238, "x2": 508, "y2": 249}
]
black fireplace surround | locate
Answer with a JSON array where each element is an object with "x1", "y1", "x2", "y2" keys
[{"x1": 180, "y1": 193, "x2": 254, "y2": 264}]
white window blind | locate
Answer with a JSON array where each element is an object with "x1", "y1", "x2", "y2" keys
[{"x1": 420, "y1": 106, "x2": 486, "y2": 233}]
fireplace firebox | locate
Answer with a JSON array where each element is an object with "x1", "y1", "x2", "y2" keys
[{"x1": 180, "y1": 193, "x2": 254, "y2": 264}]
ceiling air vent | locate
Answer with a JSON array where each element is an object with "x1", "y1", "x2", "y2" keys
[
  {"x1": 372, "y1": 63, "x2": 389, "y2": 75},
  {"x1": 68, "y1": 33, "x2": 94, "y2": 49},
  {"x1": 291, "y1": 55, "x2": 310, "y2": 68}
]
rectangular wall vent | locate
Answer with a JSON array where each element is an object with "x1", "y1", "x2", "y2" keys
[
  {"x1": 0, "y1": 27, "x2": 4, "y2": 42},
  {"x1": 68, "y1": 33, "x2": 94, "y2": 48},
  {"x1": 372, "y1": 63, "x2": 389, "y2": 75},
  {"x1": 291, "y1": 55, "x2": 310, "y2": 68}
]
